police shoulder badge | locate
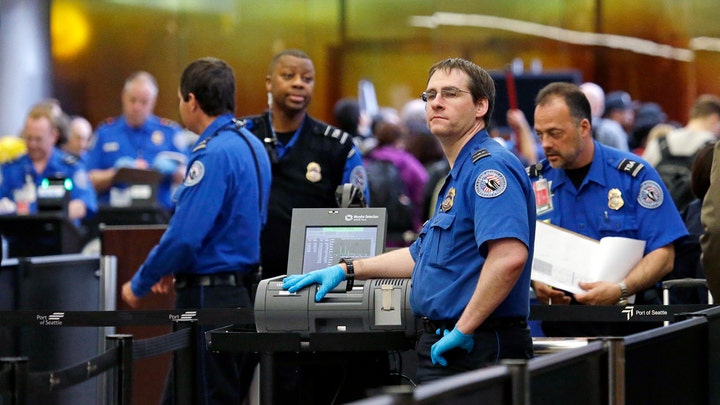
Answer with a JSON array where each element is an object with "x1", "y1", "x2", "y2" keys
[
  {"x1": 184, "y1": 161, "x2": 205, "y2": 186},
  {"x1": 474, "y1": 169, "x2": 507, "y2": 198},
  {"x1": 637, "y1": 180, "x2": 663, "y2": 209}
]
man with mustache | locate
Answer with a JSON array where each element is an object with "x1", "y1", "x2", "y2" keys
[{"x1": 530, "y1": 82, "x2": 687, "y2": 337}]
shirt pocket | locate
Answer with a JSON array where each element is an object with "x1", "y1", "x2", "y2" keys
[
  {"x1": 597, "y1": 213, "x2": 639, "y2": 239},
  {"x1": 426, "y1": 212, "x2": 456, "y2": 268}
]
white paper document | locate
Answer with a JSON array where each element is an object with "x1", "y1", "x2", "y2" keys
[{"x1": 531, "y1": 221, "x2": 646, "y2": 294}]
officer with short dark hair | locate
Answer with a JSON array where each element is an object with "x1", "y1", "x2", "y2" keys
[{"x1": 121, "y1": 57, "x2": 271, "y2": 404}]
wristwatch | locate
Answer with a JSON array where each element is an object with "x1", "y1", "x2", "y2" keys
[
  {"x1": 339, "y1": 258, "x2": 354, "y2": 291},
  {"x1": 617, "y1": 281, "x2": 628, "y2": 306}
]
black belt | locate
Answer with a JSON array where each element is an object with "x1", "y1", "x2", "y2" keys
[
  {"x1": 175, "y1": 272, "x2": 239, "y2": 289},
  {"x1": 422, "y1": 317, "x2": 527, "y2": 334}
]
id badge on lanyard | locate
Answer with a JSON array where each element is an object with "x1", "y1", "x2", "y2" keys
[{"x1": 533, "y1": 177, "x2": 553, "y2": 215}]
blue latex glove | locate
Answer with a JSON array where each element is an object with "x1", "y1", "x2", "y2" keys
[
  {"x1": 430, "y1": 326, "x2": 475, "y2": 367},
  {"x1": 152, "y1": 155, "x2": 179, "y2": 176},
  {"x1": 282, "y1": 265, "x2": 346, "y2": 302},
  {"x1": 114, "y1": 156, "x2": 137, "y2": 169}
]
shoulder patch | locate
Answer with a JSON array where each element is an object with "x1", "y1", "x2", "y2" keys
[
  {"x1": 637, "y1": 180, "x2": 663, "y2": 209},
  {"x1": 349, "y1": 165, "x2": 367, "y2": 191},
  {"x1": 475, "y1": 169, "x2": 507, "y2": 198},
  {"x1": 184, "y1": 161, "x2": 205, "y2": 186},
  {"x1": 472, "y1": 148, "x2": 491, "y2": 163},
  {"x1": 617, "y1": 159, "x2": 644, "y2": 177},
  {"x1": 62, "y1": 153, "x2": 79, "y2": 166}
]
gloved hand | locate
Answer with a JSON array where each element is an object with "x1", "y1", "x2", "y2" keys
[
  {"x1": 152, "y1": 155, "x2": 179, "y2": 176},
  {"x1": 114, "y1": 156, "x2": 137, "y2": 169},
  {"x1": 0, "y1": 197, "x2": 17, "y2": 214},
  {"x1": 282, "y1": 265, "x2": 346, "y2": 302},
  {"x1": 430, "y1": 326, "x2": 475, "y2": 367}
]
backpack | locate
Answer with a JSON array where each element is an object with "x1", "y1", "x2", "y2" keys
[
  {"x1": 654, "y1": 134, "x2": 696, "y2": 212},
  {"x1": 364, "y1": 157, "x2": 413, "y2": 243}
]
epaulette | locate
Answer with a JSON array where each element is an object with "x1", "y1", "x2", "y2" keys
[
  {"x1": 616, "y1": 158, "x2": 644, "y2": 177},
  {"x1": 322, "y1": 124, "x2": 352, "y2": 145},
  {"x1": 526, "y1": 162, "x2": 544, "y2": 178},
  {"x1": 471, "y1": 148, "x2": 490, "y2": 164},
  {"x1": 62, "y1": 153, "x2": 79, "y2": 166},
  {"x1": 192, "y1": 139, "x2": 210, "y2": 153}
]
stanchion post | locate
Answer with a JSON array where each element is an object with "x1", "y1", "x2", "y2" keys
[
  {"x1": 0, "y1": 357, "x2": 28, "y2": 405},
  {"x1": 502, "y1": 359, "x2": 529, "y2": 405},
  {"x1": 605, "y1": 337, "x2": 625, "y2": 405},
  {"x1": 173, "y1": 319, "x2": 197, "y2": 405},
  {"x1": 106, "y1": 334, "x2": 133, "y2": 405}
]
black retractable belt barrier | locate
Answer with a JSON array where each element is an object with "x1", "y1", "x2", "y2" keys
[
  {"x1": 0, "y1": 357, "x2": 28, "y2": 405},
  {"x1": 106, "y1": 334, "x2": 133, "y2": 405},
  {"x1": 172, "y1": 319, "x2": 196, "y2": 405}
]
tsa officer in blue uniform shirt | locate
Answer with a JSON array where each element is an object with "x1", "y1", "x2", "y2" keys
[
  {"x1": 530, "y1": 82, "x2": 688, "y2": 337},
  {"x1": 283, "y1": 58, "x2": 536, "y2": 384},
  {"x1": 85, "y1": 71, "x2": 188, "y2": 211},
  {"x1": 121, "y1": 58, "x2": 271, "y2": 405},
  {"x1": 0, "y1": 106, "x2": 97, "y2": 221}
]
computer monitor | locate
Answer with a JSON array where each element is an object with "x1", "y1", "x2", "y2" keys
[{"x1": 286, "y1": 208, "x2": 387, "y2": 275}]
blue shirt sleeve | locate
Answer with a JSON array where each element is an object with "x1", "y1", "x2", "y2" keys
[{"x1": 130, "y1": 153, "x2": 228, "y2": 296}]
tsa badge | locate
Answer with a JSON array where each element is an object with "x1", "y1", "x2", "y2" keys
[
  {"x1": 637, "y1": 180, "x2": 663, "y2": 209},
  {"x1": 608, "y1": 188, "x2": 624, "y2": 210},
  {"x1": 474, "y1": 170, "x2": 507, "y2": 198},
  {"x1": 533, "y1": 177, "x2": 553, "y2": 215},
  {"x1": 440, "y1": 187, "x2": 456, "y2": 212},
  {"x1": 184, "y1": 161, "x2": 205, "y2": 186},
  {"x1": 151, "y1": 130, "x2": 164, "y2": 146},
  {"x1": 306, "y1": 162, "x2": 322, "y2": 183}
]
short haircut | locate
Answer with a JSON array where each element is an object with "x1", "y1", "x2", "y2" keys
[
  {"x1": 536, "y1": 82, "x2": 592, "y2": 125},
  {"x1": 124, "y1": 71, "x2": 159, "y2": 97},
  {"x1": 426, "y1": 58, "x2": 495, "y2": 127},
  {"x1": 180, "y1": 57, "x2": 235, "y2": 116},
  {"x1": 690, "y1": 94, "x2": 720, "y2": 119},
  {"x1": 268, "y1": 49, "x2": 311, "y2": 75}
]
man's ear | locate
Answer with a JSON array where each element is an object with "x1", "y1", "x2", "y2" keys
[{"x1": 476, "y1": 98, "x2": 489, "y2": 119}]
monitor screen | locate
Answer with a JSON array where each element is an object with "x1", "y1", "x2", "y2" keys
[
  {"x1": 302, "y1": 225, "x2": 379, "y2": 274},
  {"x1": 286, "y1": 208, "x2": 388, "y2": 275}
]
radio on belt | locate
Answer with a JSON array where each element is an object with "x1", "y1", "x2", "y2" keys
[{"x1": 254, "y1": 275, "x2": 417, "y2": 338}]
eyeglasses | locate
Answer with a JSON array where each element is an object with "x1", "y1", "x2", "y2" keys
[{"x1": 421, "y1": 87, "x2": 471, "y2": 102}]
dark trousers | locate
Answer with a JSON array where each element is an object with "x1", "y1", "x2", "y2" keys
[
  {"x1": 415, "y1": 324, "x2": 533, "y2": 384},
  {"x1": 162, "y1": 284, "x2": 258, "y2": 405}
]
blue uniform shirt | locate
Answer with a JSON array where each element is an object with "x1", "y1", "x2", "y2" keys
[
  {"x1": 130, "y1": 114, "x2": 272, "y2": 297},
  {"x1": 409, "y1": 129, "x2": 536, "y2": 321},
  {"x1": 85, "y1": 115, "x2": 187, "y2": 210},
  {"x1": 0, "y1": 148, "x2": 97, "y2": 217},
  {"x1": 532, "y1": 141, "x2": 687, "y2": 255}
]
